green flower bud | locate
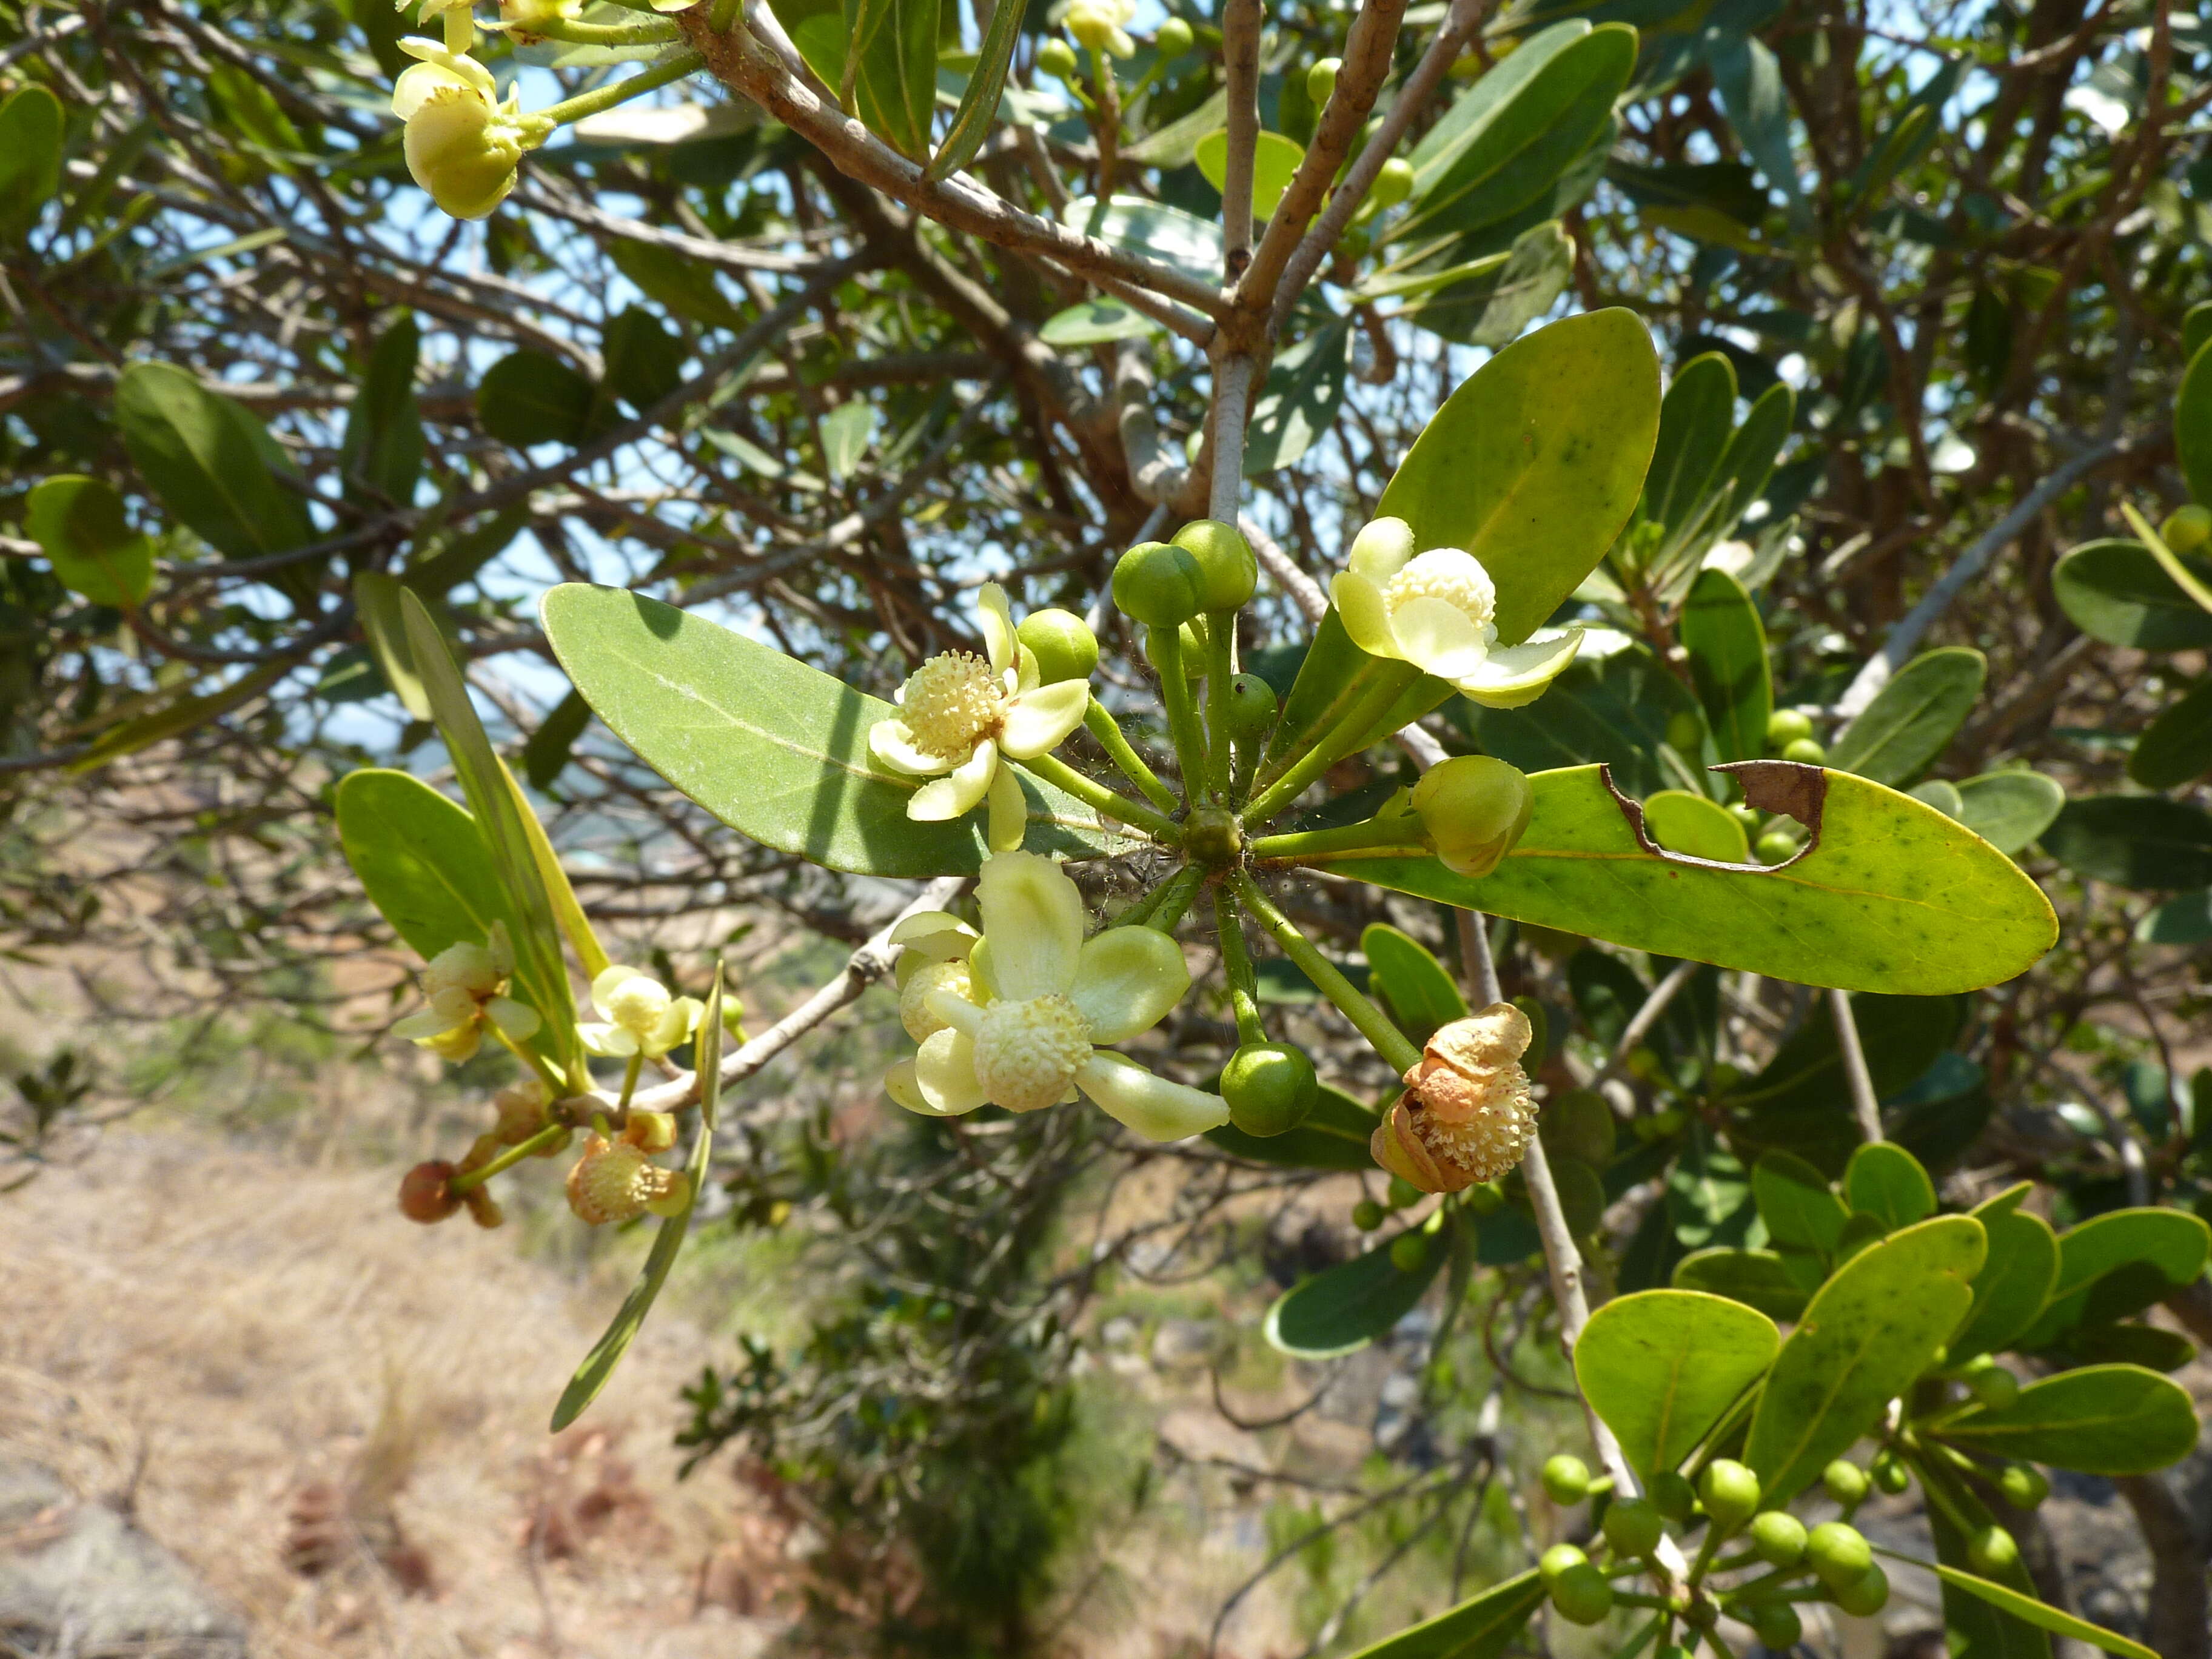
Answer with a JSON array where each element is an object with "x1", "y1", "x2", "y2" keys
[
  {"x1": 1370, "y1": 156, "x2": 1415, "y2": 212},
  {"x1": 1221, "y1": 1042, "x2": 1319, "y2": 1137},
  {"x1": 1997, "y1": 1463, "x2": 2049, "y2": 1509},
  {"x1": 1386, "y1": 1175, "x2": 1421, "y2": 1208},
  {"x1": 1113, "y1": 540, "x2": 1206, "y2": 627},
  {"x1": 1755, "y1": 830, "x2": 1799, "y2": 865},
  {"x1": 1603, "y1": 1496, "x2": 1663, "y2": 1557},
  {"x1": 1154, "y1": 15, "x2": 1193, "y2": 56},
  {"x1": 1410, "y1": 756, "x2": 1534, "y2": 878},
  {"x1": 1037, "y1": 36, "x2": 1081, "y2": 79},
  {"x1": 1781, "y1": 737, "x2": 1826, "y2": 765},
  {"x1": 1766, "y1": 708, "x2": 1815, "y2": 749},
  {"x1": 1747, "y1": 1601, "x2": 1802, "y2": 1651},
  {"x1": 1823, "y1": 1460, "x2": 1870, "y2": 1507},
  {"x1": 1171, "y1": 518, "x2": 1258, "y2": 612},
  {"x1": 2162, "y1": 504, "x2": 2212, "y2": 554},
  {"x1": 1541, "y1": 1453, "x2": 1592, "y2": 1506},
  {"x1": 1225, "y1": 672, "x2": 1278, "y2": 739},
  {"x1": 1968, "y1": 1363, "x2": 2020, "y2": 1410},
  {"x1": 1749, "y1": 1509, "x2": 1808, "y2": 1567},
  {"x1": 1549, "y1": 1564, "x2": 1613, "y2": 1626},
  {"x1": 1352, "y1": 1198, "x2": 1386, "y2": 1231},
  {"x1": 1832, "y1": 1561, "x2": 1890, "y2": 1618},
  {"x1": 1306, "y1": 56, "x2": 1341, "y2": 106},
  {"x1": 1968, "y1": 1524, "x2": 2019, "y2": 1576},
  {"x1": 1537, "y1": 1543, "x2": 1588, "y2": 1587},
  {"x1": 1871, "y1": 1450, "x2": 1911, "y2": 1494},
  {"x1": 1389, "y1": 1231, "x2": 1429, "y2": 1272},
  {"x1": 1727, "y1": 803, "x2": 1761, "y2": 833},
  {"x1": 1700, "y1": 1460, "x2": 1761, "y2": 1533},
  {"x1": 1017, "y1": 608, "x2": 1099, "y2": 685},
  {"x1": 1647, "y1": 1470, "x2": 1697, "y2": 1522},
  {"x1": 1808, "y1": 1521, "x2": 1872, "y2": 1590}
]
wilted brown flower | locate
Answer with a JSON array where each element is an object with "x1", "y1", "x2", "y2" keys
[{"x1": 1370, "y1": 1003, "x2": 1538, "y2": 1193}]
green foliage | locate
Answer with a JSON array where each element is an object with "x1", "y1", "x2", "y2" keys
[
  {"x1": 1574, "y1": 1289, "x2": 1778, "y2": 1480},
  {"x1": 1265, "y1": 1227, "x2": 1447, "y2": 1358},
  {"x1": 1828, "y1": 648, "x2": 1986, "y2": 787},
  {"x1": 1679, "y1": 568, "x2": 1770, "y2": 763},
  {"x1": 25, "y1": 476, "x2": 155, "y2": 607}
]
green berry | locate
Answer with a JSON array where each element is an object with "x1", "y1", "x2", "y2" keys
[
  {"x1": 1756, "y1": 830, "x2": 1799, "y2": 864},
  {"x1": 1541, "y1": 1453, "x2": 1592, "y2": 1506},
  {"x1": 1748, "y1": 1509, "x2": 1807, "y2": 1567},
  {"x1": 1727, "y1": 803, "x2": 1761, "y2": 831},
  {"x1": 1037, "y1": 37, "x2": 1079, "y2": 78},
  {"x1": 1700, "y1": 1460, "x2": 1761, "y2": 1533},
  {"x1": 1154, "y1": 15, "x2": 1192, "y2": 56},
  {"x1": 1221, "y1": 1042, "x2": 1319, "y2": 1138},
  {"x1": 1968, "y1": 1524, "x2": 2019, "y2": 1576},
  {"x1": 1832, "y1": 1560, "x2": 1890, "y2": 1617},
  {"x1": 1549, "y1": 1563, "x2": 1614, "y2": 1626},
  {"x1": 1386, "y1": 1175, "x2": 1421, "y2": 1208},
  {"x1": 1537, "y1": 1542, "x2": 1587, "y2": 1587},
  {"x1": 1306, "y1": 56, "x2": 1341, "y2": 106},
  {"x1": 1748, "y1": 1601, "x2": 1802, "y2": 1651},
  {"x1": 1352, "y1": 1199, "x2": 1386, "y2": 1231},
  {"x1": 1389, "y1": 1232, "x2": 1429, "y2": 1273},
  {"x1": 1111, "y1": 540, "x2": 1205, "y2": 627},
  {"x1": 1766, "y1": 708, "x2": 1815, "y2": 748},
  {"x1": 1170, "y1": 518, "x2": 1257, "y2": 612},
  {"x1": 1808, "y1": 1521, "x2": 1872, "y2": 1590},
  {"x1": 1823, "y1": 1460, "x2": 1870, "y2": 1507},
  {"x1": 1781, "y1": 737, "x2": 1826, "y2": 765},
  {"x1": 1998, "y1": 1463, "x2": 2049, "y2": 1509},
  {"x1": 1968, "y1": 1364, "x2": 2020, "y2": 1410},
  {"x1": 1225, "y1": 673, "x2": 1278, "y2": 739},
  {"x1": 1602, "y1": 1496, "x2": 1663, "y2": 1557},
  {"x1": 1871, "y1": 1450, "x2": 1911, "y2": 1494},
  {"x1": 2162, "y1": 503, "x2": 2212, "y2": 554},
  {"x1": 1463, "y1": 1181, "x2": 1505, "y2": 1215},
  {"x1": 1647, "y1": 1470, "x2": 1697, "y2": 1521},
  {"x1": 1370, "y1": 156, "x2": 1415, "y2": 211},
  {"x1": 1016, "y1": 608, "x2": 1099, "y2": 685}
]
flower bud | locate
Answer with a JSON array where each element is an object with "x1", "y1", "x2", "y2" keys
[
  {"x1": 1065, "y1": 0, "x2": 1135, "y2": 57},
  {"x1": 1387, "y1": 1231, "x2": 1427, "y2": 1272},
  {"x1": 398, "y1": 1161, "x2": 464, "y2": 1224},
  {"x1": 1155, "y1": 15, "x2": 1193, "y2": 56},
  {"x1": 1549, "y1": 1564, "x2": 1612, "y2": 1626},
  {"x1": 1808, "y1": 1521, "x2": 1872, "y2": 1590},
  {"x1": 1037, "y1": 36, "x2": 1081, "y2": 78},
  {"x1": 1225, "y1": 672, "x2": 1278, "y2": 739},
  {"x1": 1351, "y1": 1198, "x2": 1386, "y2": 1230},
  {"x1": 1112, "y1": 540, "x2": 1207, "y2": 628},
  {"x1": 1540, "y1": 1453, "x2": 1590, "y2": 1505},
  {"x1": 565, "y1": 1131, "x2": 691, "y2": 1225},
  {"x1": 1370, "y1": 157, "x2": 1415, "y2": 211},
  {"x1": 1748, "y1": 1603, "x2": 1802, "y2": 1651},
  {"x1": 395, "y1": 64, "x2": 530, "y2": 221},
  {"x1": 1766, "y1": 708, "x2": 1814, "y2": 748},
  {"x1": 463, "y1": 1185, "x2": 504, "y2": 1228},
  {"x1": 1305, "y1": 56, "x2": 1341, "y2": 107},
  {"x1": 1968, "y1": 1524, "x2": 2019, "y2": 1576},
  {"x1": 1781, "y1": 736, "x2": 1826, "y2": 765},
  {"x1": 2162, "y1": 504, "x2": 2212, "y2": 554},
  {"x1": 1823, "y1": 1459, "x2": 1870, "y2": 1507},
  {"x1": 1871, "y1": 1449, "x2": 1911, "y2": 1493},
  {"x1": 1370, "y1": 1004, "x2": 1537, "y2": 1192},
  {"x1": 1538, "y1": 1543, "x2": 1587, "y2": 1587},
  {"x1": 1699, "y1": 1460, "x2": 1761, "y2": 1533},
  {"x1": 1410, "y1": 757, "x2": 1533, "y2": 879},
  {"x1": 492, "y1": 1078, "x2": 550, "y2": 1144},
  {"x1": 1966, "y1": 1359, "x2": 2019, "y2": 1410},
  {"x1": 1017, "y1": 608, "x2": 1099, "y2": 684},
  {"x1": 623, "y1": 1110, "x2": 677, "y2": 1153},
  {"x1": 1998, "y1": 1463, "x2": 2049, "y2": 1509},
  {"x1": 1749, "y1": 1509, "x2": 1807, "y2": 1567},
  {"x1": 1603, "y1": 1497, "x2": 1663, "y2": 1557},
  {"x1": 1832, "y1": 1561, "x2": 1889, "y2": 1617},
  {"x1": 1221, "y1": 1042, "x2": 1318, "y2": 1136},
  {"x1": 1171, "y1": 518, "x2": 1258, "y2": 612}
]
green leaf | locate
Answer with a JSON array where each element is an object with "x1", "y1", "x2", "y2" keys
[
  {"x1": 1938, "y1": 1364, "x2": 2199, "y2": 1475},
  {"x1": 113, "y1": 361, "x2": 315, "y2": 564},
  {"x1": 1326, "y1": 766, "x2": 2058, "y2": 994},
  {"x1": 1574, "y1": 1289, "x2": 1780, "y2": 1478},
  {"x1": 523, "y1": 687, "x2": 593, "y2": 792},
  {"x1": 820, "y1": 400, "x2": 880, "y2": 485},
  {"x1": 1715, "y1": 380, "x2": 1795, "y2": 526},
  {"x1": 1752, "y1": 1151, "x2": 1848, "y2": 1254},
  {"x1": 1744, "y1": 1216, "x2": 1986, "y2": 1504},
  {"x1": 1954, "y1": 772, "x2": 2065, "y2": 856},
  {"x1": 927, "y1": 0, "x2": 1026, "y2": 181},
  {"x1": 1376, "y1": 308, "x2": 1661, "y2": 644},
  {"x1": 540, "y1": 583, "x2": 1117, "y2": 877},
  {"x1": 2041, "y1": 795, "x2": 2212, "y2": 891},
  {"x1": 1843, "y1": 1142, "x2": 1935, "y2": 1231},
  {"x1": 1244, "y1": 320, "x2": 1350, "y2": 477},
  {"x1": 552, "y1": 968, "x2": 723, "y2": 1431},
  {"x1": 602, "y1": 306, "x2": 686, "y2": 412},
  {"x1": 1680, "y1": 568, "x2": 1771, "y2": 764},
  {"x1": 1039, "y1": 299, "x2": 1158, "y2": 347},
  {"x1": 1119, "y1": 87, "x2": 1228, "y2": 169},
  {"x1": 1909, "y1": 1555, "x2": 2153, "y2": 1659},
  {"x1": 479, "y1": 350, "x2": 596, "y2": 447},
  {"x1": 1205, "y1": 1085, "x2": 1378, "y2": 1170},
  {"x1": 1062, "y1": 195, "x2": 1222, "y2": 285},
  {"x1": 1395, "y1": 220, "x2": 1575, "y2": 349},
  {"x1": 501, "y1": 756, "x2": 611, "y2": 984},
  {"x1": 842, "y1": 0, "x2": 937, "y2": 159},
  {"x1": 1948, "y1": 1184, "x2": 2059, "y2": 1362},
  {"x1": 25, "y1": 475, "x2": 156, "y2": 607},
  {"x1": 2138, "y1": 888, "x2": 2212, "y2": 945},
  {"x1": 1917, "y1": 1456, "x2": 2057, "y2": 1659},
  {"x1": 1828, "y1": 648, "x2": 1986, "y2": 787},
  {"x1": 2188, "y1": 304, "x2": 2212, "y2": 367},
  {"x1": 354, "y1": 571, "x2": 433, "y2": 721},
  {"x1": 339, "y1": 315, "x2": 424, "y2": 508},
  {"x1": 1671, "y1": 1248, "x2": 1809, "y2": 1321},
  {"x1": 2052, "y1": 539, "x2": 2212, "y2": 652},
  {"x1": 608, "y1": 238, "x2": 747, "y2": 330},
  {"x1": 1644, "y1": 789, "x2": 1749, "y2": 862},
  {"x1": 1195, "y1": 128, "x2": 1307, "y2": 220},
  {"x1": 1644, "y1": 352, "x2": 1738, "y2": 539},
  {"x1": 2066, "y1": 1323, "x2": 2194, "y2": 1372},
  {"x1": 1471, "y1": 644, "x2": 1711, "y2": 802},
  {"x1": 1341, "y1": 1570, "x2": 1546, "y2": 1659},
  {"x1": 66, "y1": 660, "x2": 289, "y2": 776},
  {"x1": 0, "y1": 85, "x2": 63, "y2": 242},
  {"x1": 2128, "y1": 677, "x2": 2212, "y2": 788},
  {"x1": 2180, "y1": 332, "x2": 2212, "y2": 505},
  {"x1": 335, "y1": 768, "x2": 511, "y2": 962},
  {"x1": 1362, "y1": 923, "x2": 1468, "y2": 1047},
  {"x1": 2051, "y1": 1207, "x2": 2211, "y2": 1301},
  {"x1": 1711, "y1": 35, "x2": 1801, "y2": 216},
  {"x1": 1265, "y1": 1230, "x2": 1446, "y2": 1358}
]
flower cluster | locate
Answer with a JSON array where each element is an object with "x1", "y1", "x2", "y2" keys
[
  {"x1": 1064, "y1": 0, "x2": 1138, "y2": 56},
  {"x1": 884, "y1": 852, "x2": 1226, "y2": 1141},
  {"x1": 390, "y1": 921, "x2": 541, "y2": 1062},
  {"x1": 1371, "y1": 1004, "x2": 1539, "y2": 1192}
]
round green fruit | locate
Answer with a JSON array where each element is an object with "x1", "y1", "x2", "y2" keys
[
  {"x1": 1016, "y1": 608, "x2": 1099, "y2": 685},
  {"x1": 1370, "y1": 157, "x2": 1415, "y2": 211},
  {"x1": 1537, "y1": 1543, "x2": 1587, "y2": 1587},
  {"x1": 2162, "y1": 503, "x2": 2212, "y2": 554},
  {"x1": 1748, "y1": 1601, "x2": 1803, "y2": 1651},
  {"x1": 1781, "y1": 737, "x2": 1827, "y2": 765},
  {"x1": 1549, "y1": 1563, "x2": 1614, "y2": 1626},
  {"x1": 1700, "y1": 1460, "x2": 1761, "y2": 1533},
  {"x1": 1602, "y1": 1496, "x2": 1663, "y2": 1557},
  {"x1": 1833, "y1": 1561, "x2": 1890, "y2": 1618},
  {"x1": 1463, "y1": 1181, "x2": 1504, "y2": 1215},
  {"x1": 1647, "y1": 1470, "x2": 1697, "y2": 1521},
  {"x1": 1351, "y1": 1199, "x2": 1386, "y2": 1231},
  {"x1": 1998, "y1": 1463, "x2": 2049, "y2": 1509},
  {"x1": 1306, "y1": 56, "x2": 1341, "y2": 106},
  {"x1": 1154, "y1": 15, "x2": 1193, "y2": 56},
  {"x1": 1823, "y1": 1460, "x2": 1871, "y2": 1507},
  {"x1": 1389, "y1": 1232, "x2": 1429, "y2": 1273},
  {"x1": 1540, "y1": 1453, "x2": 1592, "y2": 1506},
  {"x1": 1225, "y1": 673, "x2": 1278, "y2": 738},
  {"x1": 1808, "y1": 1521, "x2": 1872, "y2": 1589},
  {"x1": 1666, "y1": 710, "x2": 1705, "y2": 753},
  {"x1": 1748, "y1": 1509, "x2": 1807, "y2": 1567},
  {"x1": 1871, "y1": 1451, "x2": 1910, "y2": 1495},
  {"x1": 1766, "y1": 708, "x2": 1815, "y2": 748},
  {"x1": 1111, "y1": 540, "x2": 1205, "y2": 627},
  {"x1": 1221, "y1": 1042, "x2": 1318, "y2": 1136},
  {"x1": 1386, "y1": 1175, "x2": 1421, "y2": 1209},
  {"x1": 1037, "y1": 37, "x2": 1079, "y2": 78},
  {"x1": 1170, "y1": 518, "x2": 1257, "y2": 612},
  {"x1": 1756, "y1": 830, "x2": 1799, "y2": 865},
  {"x1": 1968, "y1": 1364, "x2": 2020, "y2": 1410},
  {"x1": 1968, "y1": 1524, "x2": 2019, "y2": 1576}
]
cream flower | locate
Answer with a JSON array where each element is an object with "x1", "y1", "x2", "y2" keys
[
  {"x1": 579, "y1": 965, "x2": 703, "y2": 1060},
  {"x1": 1331, "y1": 517, "x2": 1583, "y2": 709},
  {"x1": 868, "y1": 584, "x2": 1090, "y2": 850},
  {"x1": 390, "y1": 921, "x2": 542, "y2": 1062},
  {"x1": 1065, "y1": 0, "x2": 1137, "y2": 56},
  {"x1": 882, "y1": 853, "x2": 1227, "y2": 1142},
  {"x1": 391, "y1": 41, "x2": 548, "y2": 220}
]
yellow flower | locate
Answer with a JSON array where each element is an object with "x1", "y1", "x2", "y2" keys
[
  {"x1": 883, "y1": 853, "x2": 1225, "y2": 1141},
  {"x1": 1065, "y1": 0, "x2": 1137, "y2": 56},
  {"x1": 1331, "y1": 517, "x2": 1583, "y2": 708},
  {"x1": 578, "y1": 965, "x2": 703, "y2": 1060},
  {"x1": 390, "y1": 41, "x2": 548, "y2": 220},
  {"x1": 868, "y1": 585, "x2": 1090, "y2": 850},
  {"x1": 390, "y1": 921, "x2": 542, "y2": 1062}
]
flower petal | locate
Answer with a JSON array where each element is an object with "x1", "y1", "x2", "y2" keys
[
  {"x1": 977, "y1": 583, "x2": 1016, "y2": 677},
  {"x1": 1347, "y1": 517, "x2": 1416, "y2": 583},
  {"x1": 580, "y1": 1022, "x2": 640, "y2": 1057},
  {"x1": 915, "y1": 1027, "x2": 987, "y2": 1114},
  {"x1": 885, "y1": 1059, "x2": 939, "y2": 1114},
  {"x1": 1332, "y1": 572, "x2": 1399, "y2": 662},
  {"x1": 488, "y1": 997, "x2": 541, "y2": 1041},
  {"x1": 925, "y1": 986, "x2": 984, "y2": 1036},
  {"x1": 976, "y1": 850, "x2": 1086, "y2": 999},
  {"x1": 999, "y1": 679, "x2": 1088, "y2": 759},
  {"x1": 909, "y1": 741, "x2": 998, "y2": 821},
  {"x1": 1076, "y1": 1054, "x2": 1230, "y2": 1141},
  {"x1": 1389, "y1": 597, "x2": 1495, "y2": 682},
  {"x1": 870, "y1": 719, "x2": 955, "y2": 777},
  {"x1": 392, "y1": 1009, "x2": 460, "y2": 1041},
  {"x1": 590, "y1": 964, "x2": 643, "y2": 1022},
  {"x1": 987, "y1": 759, "x2": 1027, "y2": 853},
  {"x1": 1457, "y1": 628, "x2": 1584, "y2": 709},
  {"x1": 1069, "y1": 927, "x2": 1191, "y2": 1044},
  {"x1": 889, "y1": 913, "x2": 979, "y2": 961}
]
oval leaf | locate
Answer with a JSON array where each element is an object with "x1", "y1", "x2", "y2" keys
[
  {"x1": 2041, "y1": 796, "x2": 2212, "y2": 891},
  {"x1": 2052, "y1": 540, "x2": 2212, "y2": 652},
  {"x1": 1954, "y1": 771, "x2": 2065, "y2": 856},
  {"x1": 1680, "y1": 568, "x2": 1771, "y2": 764},
  {"x1": 1195, "y1": 128, "x2": 1307, "y2": 220},
  {"x1": 1827, "y1": 647, "x2": 1986, "y2": 788},
  {"x1": 1061, "y1": 195, "x2": 1223, "y2": 284},
  {"x1": 114, "y1": 361, "x2": 315, "y2": 563},
  {"x1": 1362, "y1": 922, "x2": 1468, "y2": 1045},
  {"x1": 1671, "y1": 1248, "x2": 1809, "y2": 1322},
  {"x1": 335, "y1": 768, "x2": 509, "y2": 962},
  {"x1": 2128, "y1": 677, "x2": 2212, "y2": 789},
  {"x1": 1575, "y1": 1289, "x2": 1780, "y2": 1478},
  {"x1": 1266, "y1": 1232, "x2": 1446, "y2": 1358},
  {"x1": 1948, "y1": 1185, "x2": 2059, "y2": 1362},
  {"x1": 1645, "y1": 789, "x2": 1751, "y2": 862},
  {"x1": 1843, "y1": 1141, "x2": 1934, "y2": 1232},
  {"x1": 1039, "y1": 298, "x2": 1159, "y2": 347},
  {"x1": 25, "y1": 474, "x2": 156, "y2": 606},
  {"x1": 1341, "y1": 1569, "x2": 1546, "y2": 1659},
  {"x1": 1937, "y1": 1364, "x2": 2199, "y2": 1475}
]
